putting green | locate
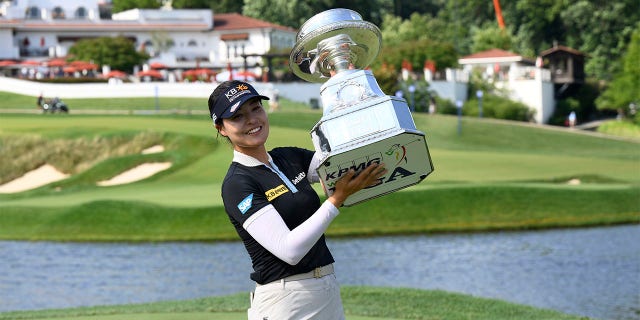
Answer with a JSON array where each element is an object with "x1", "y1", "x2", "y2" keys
[{"x1": 26, "y1": 312, "x2": 403, "y2": 320}]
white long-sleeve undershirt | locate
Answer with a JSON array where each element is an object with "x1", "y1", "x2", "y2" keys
[{"x1": 242, "y1": 200, "x2": 339, "y2": 265}]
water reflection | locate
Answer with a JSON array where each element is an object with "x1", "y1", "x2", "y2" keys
[
  {"x1": 332, "y1": 226, "x2": 640, "y2": 320},
  {"x1": 1, "y1": 225, "x2": 638, "y2": 320}
]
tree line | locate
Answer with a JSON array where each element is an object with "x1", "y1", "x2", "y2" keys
[{"x1": 105, "y1": 0, "x2": 640, "y2": 115}]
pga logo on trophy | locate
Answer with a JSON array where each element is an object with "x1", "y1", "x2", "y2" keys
[{"x1": 289, "y1": 8, "x2": 435, "y2": 206}]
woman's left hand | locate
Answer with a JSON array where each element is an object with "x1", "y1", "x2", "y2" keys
[{"x1": 328, "y1": 163, "x2": 387, "y2": 207}]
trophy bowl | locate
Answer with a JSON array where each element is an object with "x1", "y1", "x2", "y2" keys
[
  {"x1": 290, "y1": 8, "x2": 382, "y2": 83},
  {"x1": 290, "y1": 9, "x2": 434, "y2": 206}
]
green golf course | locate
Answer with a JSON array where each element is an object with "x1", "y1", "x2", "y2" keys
[{"x1": 0, "y1": 91, "x2": 638, "y2": 319}]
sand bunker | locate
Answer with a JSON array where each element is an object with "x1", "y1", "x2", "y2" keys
[
  {"x1": 141, "y1": 145, "x2": 165, "y2": 154},
  {"x1": 567, "y1": 178, "x2": 581, "y2": 185},
  {"x1": 97, "y1": 162, "x2": 172, "y2": 186},
  {"x1": 0, "y1": 164, "x2": 70, "y2": 193},
  {"x1": 0, "y1": 145, "x2": 170, "y2": 192}
]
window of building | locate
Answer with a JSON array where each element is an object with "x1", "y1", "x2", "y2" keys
[
  {"x1": 25, "y1": 6, "x2": 41, "y2": 19},
  {"x1": 52, "y1": 7, "x2": 65, "y2": 19},
  {"x1": 187, "y1": 40, "x2": 197, "y2": 47},
  {"x1": 75, "y1": 7, "x2": 87, "y2": 19}
]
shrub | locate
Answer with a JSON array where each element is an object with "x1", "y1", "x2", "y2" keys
[{"x1": 372, "y1": 63, "x2": 400, "y2": 95}]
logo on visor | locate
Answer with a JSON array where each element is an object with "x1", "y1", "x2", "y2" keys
[
  {"x1": 224, "y1": 84, "x2": 250, "y2": 102},
  {"x1": 229, "y1": 100, "x2": 242, "y2": 113}
]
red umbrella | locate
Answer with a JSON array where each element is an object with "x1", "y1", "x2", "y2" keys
[
  {"x1": 182, "y1": 68, "x2": 215, "y2": 81},
  {"x1": 183, "y1": 68, "x2": 215, "y2": 76},
  {"x1": 20, "y1": 60, "x2": 41, "y2": 66},
  {"x1": 235, "y1": 71, "x2": 259, "y2": 79},
  {"x1": 137, "y1": 70, "x2": 163, "y2": 79},
  {"x1": 45, "y1": 58, "x2": 67, "y2": 67},
  {"x1": 104, "y1": 70, "x2": 128, "y2": 78},
  {"x1": 69, "y1": 60, "x2": 98, "y2": 70},
  {"x1": 150, "y1": 62, "x2": 168, "y2": 69},
  {"x1": 63, "y1": 66, "x2": 77, "y2": 73},
  {"x1": 0, "y1": 60, "x2": 18, "y2": 67}
]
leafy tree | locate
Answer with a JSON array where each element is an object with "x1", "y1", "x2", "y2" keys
[
  {"x1": 463, "y1": 94, "x2": 534, "y2": 121},
  {"x1": 561, "y1": 0, "x2": 639, "y2": 81},
  {"x1": 596, "y1": 23, "x2": 640, "y2": 117},
  {"x1": 374, "y1": 38, "x2": 457, "y2": 73},
  {"x1": 471, "y1": 24, "x2": 513, "y2": 52},
  {"x1": 397, "y1": 79, "x2": 437, "y2": 113},
  {"x1": 435, "y1": 0, "x2": 496, "y2": 55},
  {"x1": 372, "y1": 62, "x2": 399, "y2": 95},
  {"x1": 549, "y1": 81, "x2": 601, "y2": 126},
  {"x1": 172, "y1": 0, "x2": 243, "y2": 13},
  {"x1": 320, "y1": 0, "x2": 394, "y2": 26},
  {"x1": 392, "y1": 0, "x2": 443, "y2": 20},
  {"x1": 112, "y1": 0, "x2": 161, "y2": 13},
  {"x1": 170, "y1": 0, "x2": 210, "y2": 9},
  {"x1": 380, "y1": 12, "x2": 431, "y2": 46},
  {"x1": 376, "y1": 13, "x2": 457, "y2": 71},
  {"x1": 242, "y1": 0, "x2": 316, "y2": 29},
  {"x1": 507, "y1": 0, "x2": 565, "y2": 58},
  {"x1": 242, "y1": 0, "x2": 393, "y2": 29},
  {"x1": 68, "y1": 36, "x2": 149, "y2": 72}
]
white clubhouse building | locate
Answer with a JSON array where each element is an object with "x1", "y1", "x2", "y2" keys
[
  {"x1": 0, "y1": 0, "x2": 562, "y2": 123},
  {"x1": 0, "y1": 0, "x2": 297, "y2": 71}
]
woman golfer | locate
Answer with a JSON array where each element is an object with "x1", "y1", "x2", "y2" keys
[{"x1": 208, "y1": 80, "x2": 386, "y2": 319}]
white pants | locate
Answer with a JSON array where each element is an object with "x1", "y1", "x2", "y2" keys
[{"x1": 248, "y1": 274, "x2": 345, "y2": 320}]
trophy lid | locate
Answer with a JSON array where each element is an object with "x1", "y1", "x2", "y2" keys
[{"x1": 290, "y1": 8, "x2": 382, "y2": 83}]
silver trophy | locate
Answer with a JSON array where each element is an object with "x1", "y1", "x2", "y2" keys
[{"x1": 290, "y1": 8, "x2": 434, "y2": 206}]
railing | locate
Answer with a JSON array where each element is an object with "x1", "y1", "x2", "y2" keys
[{"x1": 510, "y1": 67, "x2": 551, "y2": 82}]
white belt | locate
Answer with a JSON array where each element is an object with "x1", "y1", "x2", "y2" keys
[
  {"x1": 258, "y1": 264, "x2": 334, "y2": 286},
  {"x1": 284, "y1": 264, "x2": 334, "y2": 281}
]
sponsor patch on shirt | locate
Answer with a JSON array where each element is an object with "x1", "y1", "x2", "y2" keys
[
  {"x1": 265, "y1": 184, "x2": 289, "y2": 201},
  {"x1": 291, "y1": 172, "x2": 306, "y2": 185},
  {"x1": 237, "y1": 193, "x2": 253, "y2": 214}
]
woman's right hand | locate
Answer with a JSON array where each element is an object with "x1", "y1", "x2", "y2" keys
[{"x1": 328, "y1": 163, "x2": 387, "y2": 207}]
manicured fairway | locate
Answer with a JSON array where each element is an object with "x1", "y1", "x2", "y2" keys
[
  {"x1": 0, "y1": 111, "x2": 638, "y2": 241},
  {"x1": 0, "y1": 94, "x2": 633, "y2": 319},
  {"x1": 0, "y1": 287, "x2": 587, "y2": 320},
  {"x1": 14, "y1": 313, "x2": 406, "y2": 320}
]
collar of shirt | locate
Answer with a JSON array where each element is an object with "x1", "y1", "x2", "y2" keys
[
  {"x1": 233, "y1": 150, "x2": 299, "y2": 193},
  {"x1": 233, "y1": 150, "x2": 271, "y2": 167}
]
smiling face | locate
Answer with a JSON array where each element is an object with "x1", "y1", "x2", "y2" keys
[{"x1": 217, "y1": 97, "x2": 269, "y2": 158}]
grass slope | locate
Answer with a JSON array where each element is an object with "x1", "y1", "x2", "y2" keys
[
  {"x1": 0, "y1": 286, "x2": 586, "y2": 320},
  {"x1": 0, "y1": 184, "x2": 637, "y2": 241},
  {"x1": 0, "y1": 92, "x2": 632, "y2": 319},
  {"x1": 0, "y1": 108, "x2": 639, "y2": 241}
]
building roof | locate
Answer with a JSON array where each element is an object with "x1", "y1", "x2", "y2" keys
[
  {"x1": 461, "y1": 48, "x2": 520, "y2": 59},
  {"x1": 458, "y1": 48, "x2": 534, "y2": 65},
  {"x1": 540, "y1": 45, "x2": 585, "y2": 57},
  {"x1": 214, "y1": 13, "x2": 295, "y2": 32},
  {"x1": 13, "y1": 21, "x2": 211, "y2": 32}
]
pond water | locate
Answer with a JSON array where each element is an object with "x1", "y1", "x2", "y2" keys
[{"x1": 1, "y1": 225, "x2": 638, "y2": 319}]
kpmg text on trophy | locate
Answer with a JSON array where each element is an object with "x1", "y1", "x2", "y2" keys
[{"x1": 290, "y1": 8, "x2": 434, "y2": 206}]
